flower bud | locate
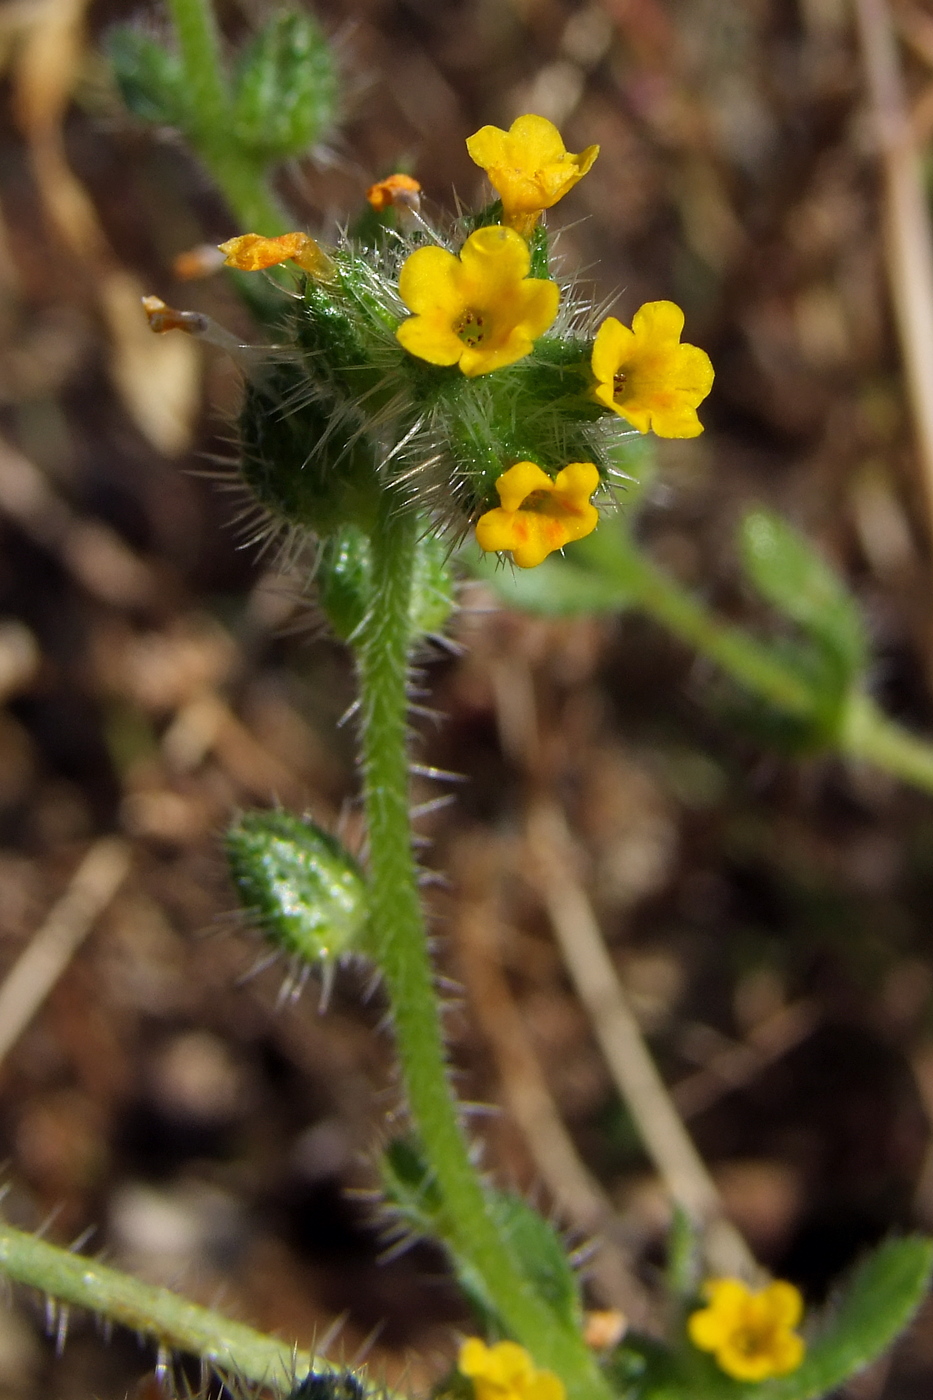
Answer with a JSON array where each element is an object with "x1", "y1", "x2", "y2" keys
[
  {"x1": 225, "y1": 812, "x2": 368, "y2": 969},
  {"x1": 231, "y1": 13, "x2": 339, "y2": 160}
]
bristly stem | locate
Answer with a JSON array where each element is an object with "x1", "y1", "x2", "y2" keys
[
  {"x1": 354, "y1": 499, "x2": 612, "y2": 1400},
  {"x1": 164, "y1": 0, "x2": 289, "y2": 235},
  {"x1": 0, "y1": 1222, "x2": 332, "y2": 1390}
]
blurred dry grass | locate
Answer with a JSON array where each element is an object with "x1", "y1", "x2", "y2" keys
[{"x1": 0, "y1": 0, "x2": 933, "y2": 1396}]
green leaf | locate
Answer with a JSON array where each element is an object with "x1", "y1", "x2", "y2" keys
[
  {"x1": 318, "y1": 524, "x2": 455, "y2": 642},
  {"x1": 381, "y1": 1139, "x2": 582, "y2": 1330},
  {"x1": 231, "y1": 12, "x2": 339, "y2": 160},
  {"x1": 225, "y1": 811, "x2": 369, "y2": 968},
  {"x1": 629, "y1": 1237, "x2": 933, "y2": 1400},
  {"x1": 740, "y1": 511, "x2": 867, "y2": 692},
  {"x1": 108, "y1": 27, "x2": 189, "y2": 129}
]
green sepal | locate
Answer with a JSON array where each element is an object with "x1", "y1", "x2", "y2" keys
[
  {"x1": 231, "y1": 11, "x2": 339, "y2": 161},
  {"x1": 528, "y1": 223, "x2": 551, "y2": 279},
  {"x1": 317, "y1": 524, "x2": 454, "y2": 643},
  {"x1": 108, "y1": 26, "x2": 190, "y2": 129},
  {"x1": 225, "y1": 811, "x2": 369, "y2": 967},
  {"x1": 740, "y1": 510, "x2": 867, "y2": 740},
  {"x1": 381, "y1": 1138, "x2": 582, "y2": 1332}
]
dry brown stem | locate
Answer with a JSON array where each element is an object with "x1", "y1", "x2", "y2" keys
[
  {"x1": 854, "y1": 0, "x2": 933, "y2": 545},
  {"x1": 526, "y1": 801, "x2": 759, "y2": 1282},
  {"x1": 0, "y1": 837, "x2": 132, "y2": 1067}
]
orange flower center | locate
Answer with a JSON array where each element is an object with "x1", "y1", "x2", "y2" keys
[
  {"x1": 456, "y1": 309, "x2": 488, "y2": 347},
  {"x1": 733, "y1": 1321, "x2": 776, "y2": 1359},
  {"x1": 520, "y1": 488, "x2": 578, "y2": 516}
]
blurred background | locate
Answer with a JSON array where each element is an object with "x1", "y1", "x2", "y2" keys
[{"x1": 2, "y1": 0, "x2": 933, "y2": 1395}]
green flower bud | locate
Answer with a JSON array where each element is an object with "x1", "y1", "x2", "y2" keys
[
  {"x1": 225, "y1": 812, "x2": 368, "y2": 969},
  {"x1": 238, "y1": 362, "x2": 381, "y2": 538},
  {"x1": 108, "y1": 27, "x2": 190, "y2": 129},
  {"x1": 231, "y1": 12, "x2": 339, "y2": 161}
]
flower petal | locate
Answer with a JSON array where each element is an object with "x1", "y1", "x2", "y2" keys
[
  {"x1": 396, "y1": 312, "x2": 463, "y2": 365},
  {"x1": 591, "y1": 317, "x2": 633, "y2": 384},
  {"x1": 398, "y1": 245, "x2": 463, "y2": 316},
  {"x1": 505, "y1": 113, "x2": 567, "y2": 167},
  {"x1": 514, "y1": 278, "x2": 562, "y2": 341},
  {"x1": 465, "y1": 124, "x2": 511, "y2": 171},
  {"x1": 631, "y1": 299, "x2": 686, "y2": 346},
  {"x1": 459, "y1": 225, "x2": 532, "y2": 293},
  {"x1": 496, "y1": 461, "x2": 554, "y2": 511},
  {"x1": 763, "y1": 1281, "x2": 804, "y2": 1330}
]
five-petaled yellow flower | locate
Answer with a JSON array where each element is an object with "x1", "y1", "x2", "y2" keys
[
  {"x1": 591, "y1": 301, "x2": 714, "y2": 438},
  {"x1": 458, "y1": 1338, "x2": 565, "y2": 1400},
  {"x1": 218, "y1": 232, "x2": 334, "y2": 279},
  {"x1": 396, "y1": 225, "x2": 559, "y2": 378},
  {"x1": 466, "y1": 114, "x2": 599, "y2": 237},
  {"x1": 688, "y1": 1277, "x2": 806, "y2": 1382},
  {"x1": 475, "y1": 461, "x2": 600, "y2": 568}
]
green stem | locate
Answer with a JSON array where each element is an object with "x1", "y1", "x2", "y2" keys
[
  {"x1": 611, "y1": 540, "x2": 816, "y2": 718},
  {"x1": 842, "y1": 694, "x2": 933, "y2": 794},
  {"x1": 0, "y1": 1222, "x2": 342, "y2": 1391},
  {"x1": 165, "y1": 0, "x2": 288, "y2": 234},
  {"x1": 614, "y1": 536, "x2": 933, "y2": 797},
  {"x1": 165, "y1": 0, "x2": 228, "y2": 134},
  {"x1": 355, "y1": 501, "x2": 611, "y2": 1400}
]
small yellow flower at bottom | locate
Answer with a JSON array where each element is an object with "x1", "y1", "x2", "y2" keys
[
  {"x1": 458, "y1": 1338, "x2": 565, "y2": 1400},
  {"x1": 688, "y1": 1278, "x2": 805, "y2": 1382},
  {"x1": 475, "y1": 461, "x2": 600, "y2": 569},
  {"x1": 218, "y1": 232, "x2": 334, "y2": 279},
  {"x1": 591, "y1": 301, "x2": 713, "y2": 438},
  {"x1": 397, "y1": 225, "x2": 558, "y2": 377}
]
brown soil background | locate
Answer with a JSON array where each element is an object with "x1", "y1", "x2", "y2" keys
[{"x1": 2, "y1": 0, "x2": 933, "y2": 1395}]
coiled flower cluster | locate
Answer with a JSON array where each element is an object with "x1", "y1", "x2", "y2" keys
[{"x1": 220, "y1": 114, "x2": 714, "y2": 571}]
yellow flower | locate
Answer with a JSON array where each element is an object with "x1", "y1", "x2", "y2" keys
[
  {"x1": 458, "y1": 1338, "x2": 565, "y2": 1400},
  {"x1": 591, "y1": 302, "x2": 714, "y2": 438},
  {"x1": 366, "y1": 173, "x2": 422, "y2": 212},
  {"x1": 688, "y1": 1278, "x2": 806, "y2": 1383},
  {"x1": 475, "y1": 461, "x2": 600, "y2": 568},
  {"x1": 218, "y1": 232, "x2": 334, "y2": 279},
  {"x1": 396, "y1": 225, "x2": 558, "y2": 378},
  {"x1": 466, "y1": 114, "x2": 599, "y2": 236}
]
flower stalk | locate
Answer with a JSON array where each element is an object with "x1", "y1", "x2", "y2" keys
[
  {"x1": 164, "y1": 0, "x2": 289, "y2": 234},
  {"x1": 353, "y1": 498, "x2": 611, "y2": 1400}
]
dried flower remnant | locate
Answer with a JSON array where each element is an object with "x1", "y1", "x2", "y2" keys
[
  {"x1": 141, "y1": 296, "x2": 209, "y2": 336},
  {"x1": 173, "y1": 244, "x2": 228, "y2": 280},
  {"x1": 366, "y1": 173, "x2": 422, "y2": 212},
  {"x1": 218, "y1": 231, "x2": 334, "y2": 278},
  {"x1": 688, "y1": 1278, "x2": 806, "y2": 1382},
  {"x1": 458, "y1": 1339, "x2": 565, "y2": 1400},
  {"x1": 466, "y1": 113, "x2": 599, "y2": 236},
  {"x1": 591, "y1": 301, "x2": 714, "y2": 438},
  {"x1": 475, "y1": 460, "x2": 600, "y2": 568},
  {"x1": 396, "y1": 225, "x2": 558, "y2": 377}
]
